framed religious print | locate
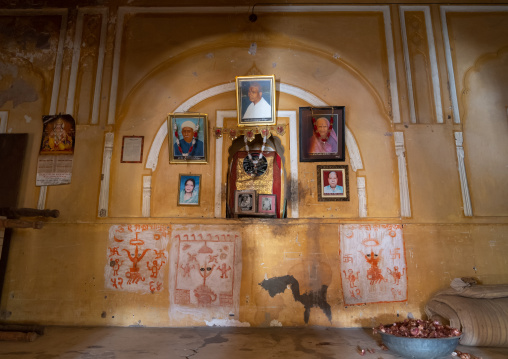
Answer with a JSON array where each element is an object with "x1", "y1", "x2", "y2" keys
[
  {"x1": 299, "y1": 106, "x2": 345, "y2": 162},
  {"x1": 317, "y1": 165, "x2": 349, "y2": 201},
  {"x1": 258, "y1": 194, "x2": 276, "y2": 215},
  {"x1": 178, "y1": 174, "x2": 201, "y2": 206},
  {"x1": 168, "y1": 113, "x2": 208, "y2": 163},
  {"x1": 236, "y1": 75, "x2": 276, "y2": 126},
  {"x1": 235, "y1": 190, "x2": 256, "y2": 214},
  {"x1": 39, "y1": 114, "x2": 76, "y2": 155}
]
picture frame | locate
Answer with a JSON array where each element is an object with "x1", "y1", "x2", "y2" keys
[
  {"x1": 235, "y1": 190, "x2": 256, "y2": 214},
  {"x1": 317, "y1": 165, "x2": 349, "y2": 201},
  {"x1": 258, "y1": 194, "x2": 276, "y2": 214},
  {"x1": 299, "y1": 106, "x2": 345, "y2": 162},
  {"x1": 121, "y1": 136, "x2": 144, "y2": 163},
  {"x1": 168, "y1": 113, "x2": 208, "y2": 163},
  {"x1": 39, "y1": 114, "x2": 76, "y2": 155},
  {"x1": 236, "y1": 75, "x2": 276, "y2": 126},
  {"x1": 177, "y1": 174, "x2": 201, "y2": 206}
]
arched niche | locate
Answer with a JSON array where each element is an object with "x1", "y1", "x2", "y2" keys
[{"x1": 226, "y1": 134, "x2": 286, "y2": 219}]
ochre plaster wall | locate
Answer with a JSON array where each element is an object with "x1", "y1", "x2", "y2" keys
[{"x1": 0, "y1": 4, "x2": 507, "y2": 328}]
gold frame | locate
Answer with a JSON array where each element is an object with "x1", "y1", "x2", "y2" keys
[
  {"x1": 235, "y1": 75, "x2": 276, "y2": 126},
  {"x1": 168, "y1": 113, "x2": 208, "y2": 163},
  {"x1": 177, "y1": 174, "x2": 201, "y2": 206}
]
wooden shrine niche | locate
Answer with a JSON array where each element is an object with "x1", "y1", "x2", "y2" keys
[{"x1": 226, "y1": 134, "x2": 286, "y2": 219}]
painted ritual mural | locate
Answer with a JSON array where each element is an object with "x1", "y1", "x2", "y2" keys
[
  {"x1": 169, "y1": 227, "x2": 242, "y2": 322},
  {"x1": 105, "y1": 225, "x2": 170, "y2": 293},
  {"x1": 339, "y1": 224, "x2": 407, "y2": 305}
]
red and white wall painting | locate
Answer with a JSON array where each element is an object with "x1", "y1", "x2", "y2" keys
[
  {"x1": 168, "y1": 226, "x2": 242, "y2": 323},
  {"x1": 339, "y1": 224, "x2": 407, "y2": 305},
  {"x1": 105, "y1": 224, "x2": 170, "y2": 293}
]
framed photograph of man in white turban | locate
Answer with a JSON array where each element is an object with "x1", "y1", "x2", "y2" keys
[
  {"x1": 236, "y1": 75, "x2": 276, "y2": 126},
  {"x1": 168, "y1": 113, "x2": 208, "y2": 163},
  {"x1": 299, "y1": 106, "x2": 345, "y2": 162}
]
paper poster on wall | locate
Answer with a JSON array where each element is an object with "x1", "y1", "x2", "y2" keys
[
  {"x1": 169, "y1": 227, "x2": 242, "y2": 322},
  {"x1": 339, "y1": 224, "x2": 407, "y2": 305},
  {"x1": 105, "y1": 224, "x2": 170, "y2": 293},
  {"x1": 36, "y1": 114, "x2": 75, "y2": 186}
]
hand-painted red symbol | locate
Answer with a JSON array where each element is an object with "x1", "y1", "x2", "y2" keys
[
  {"x1": 343, "y1": 269, "x2": 360, "y2": 288},
  {"x1": 391, "y1": 287, "x2": 403, "y2": 299},
  {"x1": 153, "y1": 249, "x2": 166, "y2": 260},
  {"x1": 150, "y1": 281, "x2": 162, "y2": 292},
  {"x1": 194, "y1": 284, "x2": 217, "y2": 306},
  {"x1": 361, "y1": 234, "x2": 380, "y2": 247},
  {"x1": 111, "y1": 277, "x2": 123, "y2": 289},
  {"x1": 111, "y1": 258, "x2": 123, "y2": 276},
  {"x1": 180, "y1": 262, "x2": 194, "y2": 277},
  {"x1": 147, "y1": 260, "x2": 165, "y2": 278},
  {"x1": 350, "y1": 288, "x2": 362, "y2": 299},
  {"x1": 387, "y1": 266, "x2": 405, "y2": 285},
  {"x1": 208, "y1": 254, "x2": 219, "y2": 264},
  {"x1": 361, "y1": 249, "x2": 385, "y2": 285},
  {"x1": 108, "y1": 247, "x2": 120, "y2": 257},
  {"x1": 218, "y1": 263, "x2": 232, "y2": 279},
  {"x1": 123, "y1": 233, "x2": 150, "y2": 284},
  {"x1": 343, "y1": 254, "x2": 353, "y2": 264},
  {"x1": 390, "y1": 248, "x2": 401, "y2": 260}
]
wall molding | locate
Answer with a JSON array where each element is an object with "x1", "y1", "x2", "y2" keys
[
  {"x1": 108, "y1": 5, "x2": 400, "y2": 125},
  {"x1": 440, "y1": 5, "x2": 508, "y2": 124},
  {"x1": 394, "y1": 132, "x2": 411, "y2": 217},
  {"x1": 400, "y1": 6, "x2": 443, "y2": 124},
  {"x1": 454, "y1": 132, "x2": 473, "y2": 217}
]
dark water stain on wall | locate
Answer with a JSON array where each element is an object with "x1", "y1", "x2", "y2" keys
[{"x1": 259, "y1": 275, "x2": 332, "y2": 324}]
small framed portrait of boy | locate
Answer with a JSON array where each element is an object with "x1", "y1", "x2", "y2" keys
[
  {"x1": 168, "y1": 113, "x2": 208, "y2": 163},
  {"x1": 317, "y1": 165, "x2": 349, "y2": 201},
  {"x1": 235, "y1": 190, "x2": 256, "y2": 214},
  {"x1": 236, "y1": 75, "x2": 276, "y2": 126},
  {"x1": 258, "y1": 194, "x2": 276, "y2": 215},
  {"x1": 178, "y1": 174, "x2": 201, "y2": 206}
]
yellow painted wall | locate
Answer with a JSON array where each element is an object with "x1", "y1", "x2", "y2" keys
[{"x1": 0, "y1": 3, "x2": 507, "y2": 327}]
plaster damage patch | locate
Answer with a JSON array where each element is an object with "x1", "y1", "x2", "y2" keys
[
  {"x1": 248, "y1": 42, "x2": 257, "y2": 55},
  {"x1": 205, "y1": 318, "x2": 250, "y2": 327},
  {"x1": 105, "y1": 224, "x2": 170, "y2": 293},
  {"x1": 169, "y1": 226, "x2": 242, "y2": 323}
]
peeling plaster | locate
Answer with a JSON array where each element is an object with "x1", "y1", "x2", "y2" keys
[
  {"x1": 248, "y1": 42, "x2": 257, "y2": 55},
  {"x1": 24, "y1": 115, "x2": 32, "y2": 123},
  {"x1": 205, "y1": 318, "x2": 250, "y2": 327},
  {"x1": 270, "y1": 319, "x2": 283, "y2": 327}
]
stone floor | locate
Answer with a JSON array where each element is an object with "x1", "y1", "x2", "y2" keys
[{"x1": 1, "y1": 326, "x2": 507, "y2": 359}]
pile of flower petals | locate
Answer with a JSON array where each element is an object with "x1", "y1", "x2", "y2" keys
[{"x1": 373, "y1": 319, "x2": 461, "y2": 338}]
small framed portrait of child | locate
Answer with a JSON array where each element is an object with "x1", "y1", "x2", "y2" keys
[
  {"x1": 317, "y1": 165, "x2": 349, "y2": 201},
  {"x1": 235, "y1": 190, "x2": 256, "y2": 214},
  {"x1": 178, "y1": 174, "x2": 201, "y2": 206},
  {"x1": 168, "y1": 113, "x2": 208, "y2": 163},
  {"x1": 258, "y1": 194, "x2": 276, "y2": 215}
]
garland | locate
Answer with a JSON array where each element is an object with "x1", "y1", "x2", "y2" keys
[
  {"x1": 312, "y1": 116, "x2": 334, "y2": 143},
  {"x1": 244, "y1": 130, "x2": 268, "y2": 172},
  {"x1": 174, "y1": 123, "x2": 199, "y2": 157}
]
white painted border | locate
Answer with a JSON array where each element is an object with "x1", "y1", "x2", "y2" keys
[
  {"x1": 0, "y1": 111, "x2": 7, "y2": 133},
  {"x1": 440, "y1": 5, "x2": 508, "y2": 124},
  {"x1": 67, "y1": 7, "x2": 108, "y2": 124},
  {"x1": 214, "y1": 110, "x2": 236, "y2": 218},
  {"x1": 400, "y1": 6, "x2": 443, "y2": 124},
  {"x1": 108, "y1": 5, "x2": 400, "y2": 124}
]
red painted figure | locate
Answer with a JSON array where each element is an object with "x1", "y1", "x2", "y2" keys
[{"x1": 361, "y1": 249, "x2": 385, "y2": 285}]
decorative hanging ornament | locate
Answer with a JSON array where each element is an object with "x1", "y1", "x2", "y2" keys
[
  {"x1": 214, "y1": 127, "x2": 223, "y2": 139},
  {"x1": 312, "y1": 116, "x2": 334, "y2": 143},
  {"x1": 174, "y1": 122, "x2": 199, "y2": 158},
  {"x1": 243, "y1": 131, "x2": 269, "y2": 176}
]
